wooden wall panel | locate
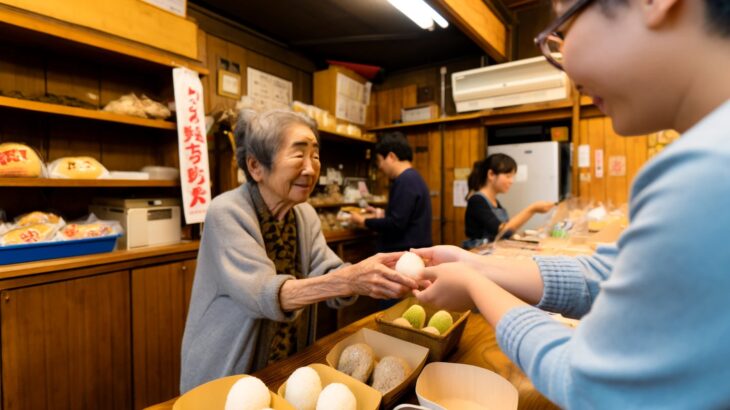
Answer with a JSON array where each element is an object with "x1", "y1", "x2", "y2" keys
[
  {"x1": 204, "y1": 33, "x2": 314, "y2": 116},
  {"x1": 442, "y1": 122, "x2": 485, "y2": 246},
  {"x1": 131, "y1": 259, "x2": 197, "y2": 410},
  {"x1": 0, "y1": 43, "x2": 44, "y2": 97},
  {"x1": 574, "y1": 116, "x2": 650, "y2": 207},
  {"x1": 369, "y1": 85, "x2": 417, "y2": 128},
  {"x1": 1, "y1": 271, "x2": 132, "y2": 410}
]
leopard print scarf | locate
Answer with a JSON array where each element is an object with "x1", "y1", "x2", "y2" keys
[{"x1": 249, "y1": 183, "x2": 302, "y2": 365}]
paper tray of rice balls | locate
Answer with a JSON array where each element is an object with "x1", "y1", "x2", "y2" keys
[
  {"x1": 325, "y1": 328, "x2": 429, "y2": 408},
  {"x1": 0, "y1": 211, "x2": 122, "y2": 265},
  {"x1": 374, "y1": 297, "x2": 470, "y2": 362},
  {"x1": 173, "y1": 374, "x2": 295, "y2": 410},
  {"x1": 279, "y1": 362, "x2": 383, "y2": 410}
]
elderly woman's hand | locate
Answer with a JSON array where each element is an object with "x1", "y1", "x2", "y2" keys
[{"x1": 339, "y1": 252, "x2": 419, "y2": 299}]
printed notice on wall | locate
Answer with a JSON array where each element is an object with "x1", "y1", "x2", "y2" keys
[
  {"x1": 142, "y1": 0, "x2": 186, "y2": 17},
  {"x1": 608, "y1": 155, "x2": 627, "y2": 176},
  {"x1": 453, "y1": 180, "x2": 469, "y2": 208},
  {"x1": 595, "y1": 149, "x2": 604, "y2": 178},
  {"x1": 247, "y1": 67, "x2": 292, "y2": 112},
  {"x1": 174, "y1": 67, "x2": 211, "y2": 224},
  {"x1": 578, "y1": 144, "x2": 591, "y2": 168}
]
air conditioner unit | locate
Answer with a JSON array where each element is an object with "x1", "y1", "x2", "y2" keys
[{"x1": 451, "y1": 56, "x2": 571, "y2": 113}]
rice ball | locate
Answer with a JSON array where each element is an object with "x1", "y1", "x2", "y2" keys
[
  {"x1": 395, "y1": 251, "x2": 425, "y2": 277},
  {"x1": 316, "y1": 383, "x2": 356, "y2": 410},
  {"x1": 225, "y1": 376, "x2": 270, "y2": 410},
  {"x1": 285, "y1": 366, "x2": 322, "y2": 410}
]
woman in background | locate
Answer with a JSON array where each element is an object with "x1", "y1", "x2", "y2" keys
[{"x1": 463, "y1": 153, "x2": 554, "y2": 248}]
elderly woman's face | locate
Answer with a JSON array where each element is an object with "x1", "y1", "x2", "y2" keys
[{"x1": 260, "y1": 124, "x2": 320, "y2": 205}]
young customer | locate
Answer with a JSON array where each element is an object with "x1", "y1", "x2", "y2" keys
[{"x1": 412, "y1": 0, "x2": 730, "y2": 407}]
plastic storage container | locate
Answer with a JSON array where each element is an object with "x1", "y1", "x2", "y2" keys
[{"x1": 0, "y1": 235, "x2": 120, "y2": 265}]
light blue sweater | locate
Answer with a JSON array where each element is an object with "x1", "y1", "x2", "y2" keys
[{"x1": 497, "y1": 100, "x2": 730, "y2": 409}]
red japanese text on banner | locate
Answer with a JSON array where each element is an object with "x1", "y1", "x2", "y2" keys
[{"x1": 173, "y1": 67, "x2": 211, "y2": 224}]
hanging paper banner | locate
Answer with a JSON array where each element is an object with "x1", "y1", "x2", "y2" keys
[{"x1": 173, "y1": 67, "x2": 211, "y2": 224}]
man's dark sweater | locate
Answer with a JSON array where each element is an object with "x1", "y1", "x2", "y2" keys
[{"x1": 365, "y1": 168, "x2": 432, "y2": 252}]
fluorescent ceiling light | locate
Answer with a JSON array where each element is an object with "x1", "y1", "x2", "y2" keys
[{"x1": 388, "y1": 0, "x2": 449, "y2": 30}]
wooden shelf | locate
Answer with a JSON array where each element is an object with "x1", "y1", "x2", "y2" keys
[
  {"x1": 0, "y1": 178, "x2": 179, "y2": 188},
  {"x1": 318, "y1": 128, "x2": 376, "y2": 144},
  {"x1": 367, "y1": 99, "x2": 575, "y2": 131},
  {"x1": 0, "y1": 241, "x2": 200, "y2": 280},
  {"x1": 0, "y1": 96, "x2": 177, "y2": 130},
  {"x1": 0, "y1": 4, "x2": 208, "y2": 75}
]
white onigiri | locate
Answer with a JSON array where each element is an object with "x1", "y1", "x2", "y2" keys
[
  {"x1": 285, "y1": 366, "x2": 322, "y2": 410},
  {"x1": 395, "y1": 251, "x2": 425, "y2": 277},
  {"x1": 224, "y1": 376, "x2": 270, "y2": 410},
  {"x1": 315, "y1": 383, "x2": 356, "y2": 410}
]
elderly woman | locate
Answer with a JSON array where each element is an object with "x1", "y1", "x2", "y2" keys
[{"x1": 180, "y1": 109, "x2": 416, "y2": 393}]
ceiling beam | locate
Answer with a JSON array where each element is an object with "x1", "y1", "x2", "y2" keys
[{"x1": 430, "y1": 0, "x2": 508, "y2": 62}]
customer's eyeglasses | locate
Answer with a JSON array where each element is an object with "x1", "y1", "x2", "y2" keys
[{"x1": 534, "y1": 0, "x2": 596, "y2": 71}]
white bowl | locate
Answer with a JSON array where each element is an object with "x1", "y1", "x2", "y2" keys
[{"x1": 415, "y1": 362, "x2": 518, "y2": 410}]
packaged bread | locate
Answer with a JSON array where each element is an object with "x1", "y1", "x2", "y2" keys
[
  {"x1": 139, "y1": 95, "x2": 171, "y2": 119},
  {"x1": 15, "y1": 211, "x2": 62, "y2": 227},
  {"x1": 56, "y1": 214, "x2": 122, "y2": 241},
  {"x1": 59, "y1": 223, "x2": 114, "y2": 239},
  {"x1": 103, "y1": 93, "x2": 146, "y2": 118},
  {"x1": 1, "y1": 223, "x2": 58, "y2": 246},
  {"x1": 47, "y1": 157, "x2": 109, "y2": 179},
  {"x1": 0, "y1": 142, "x2": 43, "y2": 178}
]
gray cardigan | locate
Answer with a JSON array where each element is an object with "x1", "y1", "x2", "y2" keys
[{"x1": 180, "y1": 183, "x2": 355, "y2": 393}]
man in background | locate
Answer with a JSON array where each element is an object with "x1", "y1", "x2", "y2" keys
[{"x1": 350, "y1": 132, "x2": 432, "y2": 252}]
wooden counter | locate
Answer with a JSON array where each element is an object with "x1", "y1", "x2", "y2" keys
[{"x1": 146, "y1": 312, "x2": 558, "y2": 410}]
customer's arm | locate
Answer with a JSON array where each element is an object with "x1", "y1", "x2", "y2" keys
[
  {"x1": 412, "y1": 242, "x2": 617, "y2": 315},
  {"x1": 501, "y1": 200, "x2": 555, "y2": 234},
  {"x1": 430, "y1": 146, "x2": 730, "y2": 408}
]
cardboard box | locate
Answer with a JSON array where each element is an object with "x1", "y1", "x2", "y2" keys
[
  {"x1": 375, "y1": 297, "x2": 470, "y2": 362},
  {"x1": 401, "y1": 103, "x2": 439, "y2": 123}
]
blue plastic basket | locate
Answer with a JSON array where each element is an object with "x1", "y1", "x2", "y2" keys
[{"x1": 0, "y1": 234, "x2": 121, "y2": 265}]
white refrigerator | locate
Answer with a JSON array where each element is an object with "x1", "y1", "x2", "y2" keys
[{"x1": 487, "y1": 141, "x2": 570, "y2": 231}]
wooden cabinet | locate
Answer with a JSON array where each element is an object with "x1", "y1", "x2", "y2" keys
[
  {"x1": 1, "y1": 271, "x2": 132, "y2": 410},
  {"x1": 131, "y1": 259, "x2": 196, "y2": 410},
  {"x1": 0, "y1": 243, "x2": 198, "y2": 410}
]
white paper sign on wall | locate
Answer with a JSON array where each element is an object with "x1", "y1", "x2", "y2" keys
[
  {"x1": 453, "y1": 180, "x2": 468, "y2": 208},
  {"x1": 595, "y1": 149, "x2": 604, "y2": 178},
  {"x1": 578, "y1": 144, "x2": 591, "y2": 168},
  {"x1": 174, "y1": 67, "x2": 211, "y2": 224}
]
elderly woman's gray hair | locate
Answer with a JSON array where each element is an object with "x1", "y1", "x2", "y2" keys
[{"x1": 234, "y1": 109, "x2": 319, "y2": 181}]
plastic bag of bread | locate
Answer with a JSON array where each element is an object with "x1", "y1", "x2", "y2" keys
[
  {"x1": 103, "y1": 93, "x2": 146, "y2": 118},
  {"x1": 0, "y1": 142, "x2": 44, "y2": 178},
  {"x1": 1, "y1": 223, "x2": 59, "y2": 246},
  {"x1": 15, "y1": 211, "x2": 63, "y2": 227},
  {"x1": 140, "y1": 95, "x2": 171, "y2": 119},
  {"x1": 57, "y1": 214, "x2": 122, "y2": 240},
  {"x1": 47, "y1": 157, "x2": 109, "y2": 179}
]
